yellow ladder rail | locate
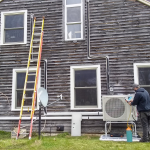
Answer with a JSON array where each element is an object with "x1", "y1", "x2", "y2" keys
[{"x1": 20, "y1": 18, "x2": 36, "y2": 118}]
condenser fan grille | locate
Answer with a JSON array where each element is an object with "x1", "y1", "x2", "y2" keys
[{"x1": 105, "y1": 98, "x2": 125, "y2": 118}]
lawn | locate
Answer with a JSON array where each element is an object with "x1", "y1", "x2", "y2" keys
[{"x1": 0, "y1": 131, "x2": 150, "y2": 150}]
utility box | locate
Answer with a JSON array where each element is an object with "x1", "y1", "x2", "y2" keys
[{"x1": 71, "y1": 113, "x2": 82, "y2": 136}]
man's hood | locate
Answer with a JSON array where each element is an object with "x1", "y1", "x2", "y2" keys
[{"x1": 136, "y1": 88, "x2": 145, "y2": 92}]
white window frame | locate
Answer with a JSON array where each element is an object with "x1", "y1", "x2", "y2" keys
[
  {"x1": 65, "y1": 0, "x2": 83, "y2": 41},
  {"x1": 1, "y1": 10, "x2": 27, "y2": 45},
  {"x1": 70, "y1": 65, "x2": 101, "y2": 110},
  {"x1": 12, "y1": 68, "x2": 41, "y2": 111},
  {"x1": 134, "y1": 63, "x2": 150, "y2": 85}
]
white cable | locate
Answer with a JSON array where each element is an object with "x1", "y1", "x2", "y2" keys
[{"x1": 41, "y1": 120, "x2": 46, "y2": 132}]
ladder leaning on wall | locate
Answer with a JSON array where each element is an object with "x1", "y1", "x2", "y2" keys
[{"x1": 16, "y1": 17, "x2": 45, "y2": 140}]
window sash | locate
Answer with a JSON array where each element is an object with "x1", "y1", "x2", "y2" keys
[
  {"x1": 74, "y1": 88, "x2": 97, "y2": 106},
  {"x1": 65, "y1": 0, "x2": 83, "y2": 40},
  {"x1": 74, "y1": 72, "x2": 97, "y2": 107}
]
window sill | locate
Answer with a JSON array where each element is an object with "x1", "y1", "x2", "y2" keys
[
  {"x1": 1, "y1": 42, "x2": 27, "y2": 46},
  {"x1": 65, "y1": 38, "x2": 85, "y2": 42}
]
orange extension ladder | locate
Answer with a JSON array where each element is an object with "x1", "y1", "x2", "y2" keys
[{"x1": 16, "y1": 17, "x2": 45, "y2": 140}]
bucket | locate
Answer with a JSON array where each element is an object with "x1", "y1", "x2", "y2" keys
[{"x1": 126, "y1": 127, "x2": 132, "y2": 142}]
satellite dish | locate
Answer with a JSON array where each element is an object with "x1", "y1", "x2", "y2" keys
[{"x1": 37, "y1": 87, "x2": 48, "y2": 107}]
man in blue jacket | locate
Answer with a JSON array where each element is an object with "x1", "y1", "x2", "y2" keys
[{"x1": 128, "y1": 84, "x2": 150, "y2": 142}]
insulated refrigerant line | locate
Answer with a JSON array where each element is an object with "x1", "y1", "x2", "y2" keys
[{"x1": 86, "y1": 0, "x2": 110, "y2": 94}]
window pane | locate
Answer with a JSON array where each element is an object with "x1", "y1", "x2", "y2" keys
[
  {"x1": 16, "y1": 90, "x2": 33, "y2": 107},
  {"x1": 5, "y1": 14, "x2": 24, "y2": 28},
  {"x1": 75, "y1": 70, "x2": 96, "y2": 87},
  {"x1": 75, "y1": 88, "x2": 97, "y2": 106},
  {"x1": 17, "y1": 72, "x2": 25, "y2": 89},
  {"x1": 27, "y1": 75, "x2": 35, "y2": 89},
  {"x1": 17, "y1": 72, "x2": 35, "y2": 89},
  {"x1": 67, "y1": 24, "x2": 81, "y2": 39},
  {"x1": 5, "y1": 29, "x2": 24, "y2": 43},
  {"x1": 66, "y1": 0, "x2": 81, "y2": 5},
  {"x1": 67, "y1": 7, "x2": 81, "y2": 22},
  {"x1": 139, "y1": 68, "x2": 150, "y2": 85}
]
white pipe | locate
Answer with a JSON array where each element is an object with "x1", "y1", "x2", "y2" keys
[
  {"x1": 0, "y1": 115, "x2": 103, "y2": 120},
  {"x1": 46, "y1": 112, "x2": 103, "y2": 116},
  {"x1": 0, "y1": 112, "x2": 103, "y2": 120},
  {"x1": 88, "y1": 116, "x2": 103, "y2": 119}
]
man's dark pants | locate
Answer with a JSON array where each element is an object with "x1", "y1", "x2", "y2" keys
[{"x1": 140, "y1": 111, "x2": 150, "y2": 141}]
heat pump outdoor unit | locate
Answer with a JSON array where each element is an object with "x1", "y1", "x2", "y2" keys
[{"x1": 102, "y1": 95, "x2": 137, "y2": 121}]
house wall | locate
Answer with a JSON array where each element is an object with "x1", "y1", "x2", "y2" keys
[{"x1": 0, "y1": 0, "x2": 150, "y2": 134}]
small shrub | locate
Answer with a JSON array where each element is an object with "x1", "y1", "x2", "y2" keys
[
  {"x1": 32, "y1": 132, "x2": 38, "y2": 137},
  {"x1": 0, "y1": 131, "x2": 11, "y2": 139}
]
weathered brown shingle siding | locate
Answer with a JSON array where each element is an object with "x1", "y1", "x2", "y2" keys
[{"x1": 0, "y1": 0, "x2": 150, "y2": 133}]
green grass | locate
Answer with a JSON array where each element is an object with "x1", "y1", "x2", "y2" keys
[{"x1": 0, "y1": 131, "x2": 150, "y2": 150}]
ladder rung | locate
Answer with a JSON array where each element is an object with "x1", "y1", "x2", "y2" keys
[
  {"x1": 21, "y1": 113, "x2": 30, "y2": 116},
  {"x1": 25, "y1": 89, "x2": 34, "y2": 91},
  {"x1": 34, "y1": 33, "x2": 41, "y2": 36},
  {"x1": 22, "y1": 106, "x2": 31, "y2": 108},
  {"x1": 36, "y1": 21, "x2": 42, "y2": 23},
  {"x1": 30, "y1": 59, "x2": 38, "y2": 62},
  {"x1": 27, "y1": 81, "x2": 35, "y2": 83},
  {"x1": 21, "y1": 124, "x2": 30, "y2": 127},
  {"x1": 31, "y1": 52, "x2": 39, "y2": 55},
  {"x1": 24, "y1": 97, "x2": 33, "y2": 99},
  {"x1": 32, "y1": 46, "x2": 39, "y2": 48},
  {"x1": 28, "y1": 74, "x2": 36, "y2": 76},
  {"x1": 33, "y1": 39, "x2": 40, "y2": 42},
  {"x1": 35, "y1": 27, "x2": 42, "y2": 29}
]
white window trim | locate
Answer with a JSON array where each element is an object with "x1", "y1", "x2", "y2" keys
[
  {"x1": 1, "y1": 10, "x2": 27, "y2": 45},
  {"x1": 70, "y1": 65, "x2": 101, "y2": 110},
  {"x1": 134, "y1": 63, "x2": 150, "y2": 84},
  {"x1": 65, "y1": 0, "x2": 83, "y2": 41},
  {"x1": 12, "y1": 68, "x2": 41, "y2": 111}
]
